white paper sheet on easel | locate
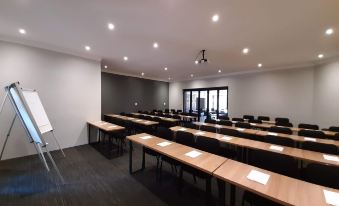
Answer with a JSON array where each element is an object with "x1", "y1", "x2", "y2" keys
[
  {"x1": 247, "y1": 170, "x2": 270, "y2": 185},
  {"x1": 185, "y1": 150, "x2": 202, "y2": 158},
  {"x1": 140, "y1": 135, "x2": 153, "y2": 140},
  {"x1": 323, "y1": 190, "x2": 339, "y2": 206},
  {"x1": 157, "y1": 141, "x2": 172, "y2": 147},
  {"x1": 323, "y1": 154, "x2": 339, "y2": 162}
]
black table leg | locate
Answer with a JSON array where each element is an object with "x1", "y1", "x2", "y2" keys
[
  {"x1": 205, "y1": 177, "x2": 212, "y2": 205},
  {"x1": 217, "y1": 179, "x2": 225, "y2": 206},
  {"x1": 230, "y1": 184, "x2": 236, "y2": 206},
  {"x1": 129, "y1": 141, "x2": 133, "y2": 174},
  {"x1": 142, "y1": 146, "x2": 145, "y2": 170}
]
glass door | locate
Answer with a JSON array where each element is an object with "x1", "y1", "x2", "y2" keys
[
  {"x1": 199, "y1": 90, "x2": 207, "y2": 122},
  {"x1": 183, "y1": 91, "x2": 191, "y2": 113},
  {"x1": 209, "y1": 90, "x2": 218, "y2": 120},
  {"x1": 219, "y1": 89, "x2": 228, "y2": 118},
  {"x1": 191, "y1": 91, "x2": 199, "y2": 114}
]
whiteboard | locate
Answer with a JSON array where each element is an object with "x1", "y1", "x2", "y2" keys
[{"x1": 22, "y1": 91, "x2": 53, "y2": 134}]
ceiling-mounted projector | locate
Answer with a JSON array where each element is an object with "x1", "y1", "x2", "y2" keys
[{"x1": 195, "y1": 49, "x2": 208, "y2": 64}]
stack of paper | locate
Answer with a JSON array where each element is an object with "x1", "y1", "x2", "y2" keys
[
  {"x1": 247, "y1": 170, "x2": 270, "y2": 185},
  {"x1": 140, "y1": 135, "x2": 153, "y2": 140},
  {"x1": 269, "y1": 145, "x2": 284, "y2": 152},
  {"x1": 323, "y1": 190, "x2": 339, "y2": 206},
  {"x1": 185, "y1": 150, "x2": 202, "y2": 158},
  {"x1": 178, "y1": 128, "x2": 187, "y2": 131},
  {"x1": 267, "y1": 132, "x2": 278, "y2": 136},
  {"x1": 157, "y1": 141, "x2": 172, "y2": 147},
  {"x1": 221, "y1": 136, "x2": 233, "y2": 141},
  {"x1": 304, "y1": 137, "x2": 317, "y2": 142},
  {"x1": 323, "y1": 154, "x2": 339, "y2": 162}
]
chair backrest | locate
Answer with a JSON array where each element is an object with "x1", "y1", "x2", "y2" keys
[
  {"x1": 302, "y1": 163, "x2": 339, "y2": 189},
  {"x1": 232, "y1": 117, "x2": 244, "y2": 122},
  {"x1": 156, "y1": 127, "x2": 173, "y2": 141},
  {"x1": 235, "y1": 122, "x2": 251, "y2": 129},
  {"x1": 243, "y1": 115, "x2": 254, "y2": 121},
  {"x1": 298, "y1": 129, "x2": 326, "y2": 139},
  {"x1": 144, "y1": 116, "x2": 153, "y2": 121},
  {"x1": 200, "y1": 125, "x2": 216, "y2": 133},
  {"x1": 120, "y1": 112, "x2": 126, "y2": 115},
  {"x1": 176, "y1": 131, "x2": 195, "y2": 147},
  {"x1": 173, "y1": 115, "x2": 181, "y2": 120},
  {"x1": 205, "y1": 119, "x2": 217, "y2": 124},
  {"x1": 258, "y1": 116, "x2": 270, "y2": 121},
  {"x1": 249, "y1": 119, "x2": 262, "y2": 124},
  {"x1": 220, "y1": 128, "x2": 240, "y2": 137},
  {"x1": 265, "y1": 135, "x2": 295, "y2": 147},
  {"x1": 301, "y1": 141, "x2": 337, "y2": 155},
  {"x1": 218, "y1": 120, "x2": 233, "y2": 126},
  {"x1": 329, "y1": 126, "x2": 339, "y2": 132},
  {"x1": 144, "y1": 111, "x2": 149, "y2": 114},
  {"x1": 275, "y1": 122, "x2": 293, "y2": 127},
  {"x1": 268, "y1": 126, "x2": 293, "y2": 135},
  {"x1": 196, "y1": 136, "x2": 219, "y2": 154},
  {"x1": 248, "y1": 149, "x2": 299, "y2": 178},
  {"x1": 219, "y1": 115, "x2": 229, "y2": 120},
  {"x1": 298, "y1": 123, "x2": 319, "y2": 130},
  {"x1": 170, "y1": 109, "x2": 175, "y2": 113},
  {"x1": 275, "y1": 117, "x2": 290, "y2": 124},
  {"x1": 184, "y1": 122, "x2": 197, "y2": 129},
  {"x1": 177, "y1": 109, "x2": 182, "y2": 113},
  {"x1": 153, "y1": 117, "x2": 161, "y2": 122},
  {"x1": 164, "y1": 109, "x2": 169, "y2": 113},
  {"x1": 334, "y1": 133, "x2": 339, "y2": 141}
]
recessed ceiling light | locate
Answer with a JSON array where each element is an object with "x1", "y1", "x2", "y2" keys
[
  {"x1": 141, "y1": 72, "x2": 145, "y2": 76},
  {"x1": 242, "y1": 48, "x2": 250, "y2": 54},
  {"x1": 195, "y1": 60, "x2": 199, "y2": 64},
  {"x1": 168, "y1": 77, "x2": 171, "y2": 80},
  {"x1": 218, "y1": 69, "x2": 221, "y2": 73},
  {"x1": 318, "y1": 54, "x2": 324, "y2": 59},
  {"x1": 108, "y1": 23, "x2": 115, "y2": 30},
  {"x1": 164, "y1": 67, "x2": 168, "y2": 71},
  {"x1": 258, "y1": 63, "x2": 263, "y2": 68},
  {"x1": 153, "y1": 42, "x2": 159, "y2": 48},
  {"x1": 124, "y1": 56, "x2": 128, "y2": 61},
  {"x1": 325, "y1": 28, "x2": 334, "y2": 35},
  {"x1": 190, "y1": 74, "x2": 194, "y2": 78},
  {"x1": 104, "y1": 65, "x2": 108, "y2": 69},
  {"x1": 18, "y1": 28, "x2": 26, "y2": 34},
  {"x1": 85, "y1": 46, "x2": 91, "y2": 51},
  {"x1": 212, "y1": 14, "x2": 219, "y2": 22}
]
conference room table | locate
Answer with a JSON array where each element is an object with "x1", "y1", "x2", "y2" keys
[
  {"x1": 170, "y1": 126, "x2": 339, "y2": 167},
  {"x1": 131, "y1": 112, "x2": 179, "y2": 123},
  {"x1": 127, "y1": 132, "x2": 339, "y2": 206},
  {"x1": 87, "y1": 120, "x2": 125, "y2": 144},
  {"x1": 194, "y1": 122, "x2": 339, "y2": 147},
  {"x1": 105, "y1": 114, "x2": 159, "y2": 126},
  {"x1": 154, "y1": 112, "x2": 198, "y2": 121}
]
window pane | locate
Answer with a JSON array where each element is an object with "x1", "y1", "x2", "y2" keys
[
  {"x1": 191, "y1": 91, "x2": 199, "y2": 113},
  {"x1": 219, "y1": 89, "x2": 228, "y2": 115},
  {"x1": 184, "y1": 91, "x2": 190, "y2": 112},
  {"x1": 209, "y1": 90, "x2": 218, "y2": 119}
]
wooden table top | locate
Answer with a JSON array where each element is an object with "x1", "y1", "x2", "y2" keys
[
  {"x1": 131, "y1": 113, "x2": 179, "y2": 122},
  {"x1": 127, "y1": 133, "x2": 227, "y2": 174},
  {"x1": 214, "y1": 159, "x2": 338, "y2": 206},
  {"x1": 170, "y1": 126, "x2": 339, "y2": 167},
  {"x1": 105, "y1": 114, "x2": 159, "y2": 126},
  {"x1": 87, "y1": 120, "x2": 125, "y2": 132}
]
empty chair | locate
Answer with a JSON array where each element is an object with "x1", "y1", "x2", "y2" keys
[
  {"x1": 302, "y1": 163, "x2": 339, "y2": 189},
  {"x1": 156, "y1": 127, "x2": 173, "y2": 141},
  {"x1": 265, "y1": 135, "x2": 295, "y2": 147},
  {"x1": 144, "y1": 116, "x2": 153, "y2": 121},
  {"x1": 170, "y1": 109, "x2": 175, "y2": 113},
  {"x1": 173, "y1": 115, "x2": 181, "y2": 120},
  {"x1": 268, "y1": 126, "x2": 293, "y2": 135},
  {"x1": 232, "y1": 117, "x2": 244, "y2": 122},
  {"x1": 164, "y1": 109, "x2": 169, "y2": 113},
  {"x1": 235, "y1": 122, "x2": 251, "y2": 129},
  {"x1": 328, "y1": 126, "x2": 339, "y2": 132},
  {"x1": 176, "y1": 131, "x2": 195, "y2": 147},
  {"x1": 120, "y1": 112, "x2": 126, "y2": 115},
  {"x1": 177, "y1": 109, "x2": 182, "y2": 113},
  {"x1": 205, "y1": 119, "x2": 216, "y2": 124},
  {"x1": 298, "y1": 129, "x2": 326, "y2": 139},
  {"x1": 275, "y1": 121, "x2": 293, "y2": 127},
  {"x1": 219, "y1": 115, "x2": 229, "y2": 120},
  {"x1": 200, "y1": 125, "x2": 216, "y2": 133},
  {"x1": 258, "y1": 116, "x2": 270, "y2": 121},
  {"x1": 301, "y1": 141, "x2": 337, "y2": 155},
  {"x1": 195, "y1": 136, "x2": 220, "y2": 154},
  {"x1": 249, "y1": 119, "x2": 262, "y2": 124},
  {"x1": 184, "y1": 122, "x2": 197, "y2": 129},
  {"x1": 334, "y1": 133, "x2": 339, "y2": 141},
  {"x1": 275, "y1": 117, "x2": 290, "y2": 124},
  {"x1": 218, "y1": 120, "x2": 233, "y2": 126},
  {"x1": 220, "y1": 128, "x2": 241, "y2": 137},
  {"x1": 243, "y1": 115, "x2": 255, "y2": 121},
  {"x1": 298, "y1": 123, "x2": 319, "y2": 130},
  {"x1": 144, "y1": 111, "x2": 149, "y2": 114}
]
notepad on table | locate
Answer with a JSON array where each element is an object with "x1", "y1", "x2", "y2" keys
[
  {"x1": 221, "y1": 136, "x2": 233, "y2": 141},
  {"x1": 269, "y1": 145, "x2": 284, "y2": 152},
  {"x1": 215, "y1": 124, "x2": 222, "y2": 128},
  {"x1": 250, "y1": 123, "x2": 257, "y2": 126},
  {"x1": 178, "y1": 128, "x2": 187, "y2": 131},
  {"x1": 323, "y1": 190, "x2": 339, "y2": 206},
  {"x1": 267, "y1": 132, "x2": 278, "y2": 136},
  {"x1": 157, "y1": 141, "x2": 172, "y2": 147},
  {"x1": 195, "y1": 131, "x2": 205, "y2": 135},
  {"x1": 185, "y1": 150, "x2": 202, "y2": 158},
  {"x1": 140, "y1": 135, "x2": 153, "y2": 140},
  {"x1": 136, "y1": 119, "x2": 142, "y2": 122},
  {"x1": 236, "y1": 128, "x2": 245, "y2": 132},
  {"x1": 323, "y1": 154, "x2": 339, "y2": 162},
  {"x1": 304, "y1": 137, "x2": 317, "y2": 142},
  {"x1": 247, "y1": 170, "x2": 270, "y2": 185}
]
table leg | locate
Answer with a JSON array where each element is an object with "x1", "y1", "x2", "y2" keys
[
  {"x1": 205, "y1": 177, "x2": 211, "y2": 205},
  {"x1": 142, "y1": 146, "x2": 145, "y2": 170},
  {"x1": 129, "y1": 141, "x2": 133, "y2": 174},
  {"x1": 230, "y1": 184, "x2": 235, "y2": 206},
  {"x1": 217, "y1": 179, "x2": 225, "y2": 206}
]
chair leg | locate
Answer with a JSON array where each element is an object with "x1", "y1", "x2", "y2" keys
[
  {"x1": 205, "y1": 177, "x2": 211, "y2": 205},
  {"x1": 178, "y1": 167, "x2": 183, "y2": 194},
  {"x1": 193, "y1": 175, "x2": 197, "y2": 183}
]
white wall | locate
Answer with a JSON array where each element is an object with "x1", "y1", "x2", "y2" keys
[
  {"x1": 0, "y1": 41, "x2": 101, "y2": 160},
  {"x1": 169, "y1": 62, "x2": 339, "y2": 128}
]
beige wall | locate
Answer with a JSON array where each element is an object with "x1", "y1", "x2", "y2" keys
[
  {"x1": 0, "y1": 41, "x2": 101, "y2": 160},
  {"x1": 169, "y1": 61, "x2": 339, "y2": 128}
]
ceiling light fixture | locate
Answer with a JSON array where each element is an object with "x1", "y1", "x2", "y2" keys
[
  {"x1": 318, "y1": 54, "x2": 324, "y2": 59},
  {"x1": 19, "y1": 28, "x2": 26, "y2": 34},
  {"x1": 218, "y1": 69, "x2": 221, "y2": 73},
  {"x1": 104, "y1": 65, "x2": 108, "y2": 69},
  {"x1": 168, "y1": 77, "x2": 171, "y2": 80},
  {"x1": 242, "y1": 48, "x2": 249, "y2": 54},
  {"x1": 164, "y1": 67, "x2": 168, "y2": 71},
  {"x1": 257, "y1": 63, "x2": 263, "y2": 68},
  {"x1": 212, "y1": 14, "x2": 219, "y2": 22},
  {"x1": 325, "y1": 28, "x2": 334, "y2": 35},
  {"x1": 141, "y1": 72, "x2": 145, "y2": 76},
  {"x1": 190, "y1": 74, "x2": 194, "y2": 78},
  {"x1": 85, "y1": 46, "x2": 91, "y2": 51},
  {"x1": 195, "y1": 60, "x2": 199, "y2": 64},
  {"x1": 108, "y1": 23, "x2": 115, "y2": 30},
  {"x1": 153, "y1": 42, "x2": 159, "y2": 48},
  {"x1": 124, "y1": 56, "x2": 128, "y2": 61},
  {"x1": 194, "y1": 49, "x2": 208, "y2": 64}
]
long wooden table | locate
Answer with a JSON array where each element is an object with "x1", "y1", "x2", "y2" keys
[
  {"x1": 170, "y1": 126, "x2": 339, "y2": 167},
  {"x1": 131, "y1": 112, "x2": 179, "y2": 123},
  {"x1": 87, "y1": 120, "x2": 125, "y2": 143},
  {"x1": 105, "y1": 114, "x2": 159, "y2": 126}
]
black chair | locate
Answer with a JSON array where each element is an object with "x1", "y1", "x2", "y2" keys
[
  {"x1": 275, "y1": 117, "x2": 290, "y2": 124},
  {"x1": 302, "y1": 163, "x2": 339, "y2": 189},
  {"x1": 235, "y1": 122, "x2": 251, "y2": 129},
  {"x1": 205, "y1": 119, "x2": 217, "y2": 124},
  {"x1": 218, "y1": 120, "x2": 233, "y2": 126},
  {"x1": 275, "y1": 121, "x2": 293, "y2": 127},
  {"x1": 200, "y1": 125, "x2": 216, "y2": 133},
  {"x1": 268, "y1": 126, "x2": 293, "y2": 135},
  {"x1": 249, "y1": 119, "x2": 262, "y2": 124},
  {"x1": 184, "y1": 122, "x2": 197, "y2": 129},
  {"x1": 298, "y1": 129, "x2": 326, "y2": 139},
  {"x1": 232, "y1": 117, "x2": 244, "y2": 122},
  {"x1": 301, "y1": 141, "x2": 337, "y2": 155},
  {"x1": 334, "y1": 133, "x2": 339, "y2": 141},
  {"x1": 258, "y1": 116, "x2": 270, "y2": 121},
  {"x1": 219, "y1": 115, "x2": 229, "y2": 120},
  {"x1": 164, "y1": 109, "x2": 169, "y2": 113},
  {"x1": 220, "y1": 128, "x2": 241, "y2": 137},
  {"x1": 243, "y1": 115, "x2": 255, "y2": 121},
  {"x1": 328, "y1": 126, "x2": 339, "y2": 132},
  {"x1": 298, "y1": 123, "x2": 319, "y2": 130},
  {"x1": 177, "y1": 109, "x2": 182, "y2": 113},
  {"x1": 176, "y1": 131, "x2": 195, "y2": 147},
  {"x1": 195, "y1": 136, "x2": 220, "y2": 154},
  {"x1": 265, "y1": 135, "x2": 295, "y2": 147},
  {"x1": 156, "y1": 127, "x2": 173, "y2": 141},
  {"x1": 242, "y1": 192, "x2": 282, "y2": 206},
  {"x1": 170, "y1": 109, "x2": 175, "y2": 113},
  {"x1": 120, "y1": 112, "x2": 126, "y2": 116}
]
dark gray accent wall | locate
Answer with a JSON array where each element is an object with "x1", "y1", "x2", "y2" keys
[{"x1": 101, "y1": 72, "x2": 169, "y2": 116}]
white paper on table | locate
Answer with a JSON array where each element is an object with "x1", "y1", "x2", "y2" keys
[
  {"x1": 100, "y1": 122, "x2": 108, "y2": 125},
  {"x1": 221, "y1": 136, "x2": 233, "y2": 141},
  {"x1": 195, "y1": 131, "x2": 205, "y2": 135},
  {"x1": 231, "y1": 121, "x2": 237, "y2": 124},
  {"x1": 269, "y1": 145, "x2": 284, "y2": 152},
  {"x1": 157, "y1": 141, "x2": 172, "y2": 147},
  {"x1": 323, "y1": 190, "x2": 339, "y2": 206},
  {"x1": 250, "y1": 123, "x2": 257, "y2": 126},
  {"x1": 236, "y1": 128, "x2": 245, "y2": 132},
  {"x1": 108, "y1": 125, "x2": 117, "y2": 129},
  {"x1": 128, "y1": 118, "x2": 135, "y2": 120},
  {"x1": 178, "y1": 128, "x2": 187, "y2": 131},
  {"x1": 247, "y1": 170, "x2": 270, "y2": 185},
  {"x1": 140, "y1": 135, "x2": 153, "y2": 140},
  {"x1": 304, "y1": 137, "x2": 317, "y2": 142},
  {"x1": 144, "y1": 121, "x2": 150, "y2": 123},
  {"x1": 136, "y1": 119, "x2": 142, "y2": 122},
  {"x1": 323, "y1": 154, "x2": 339, "y2": 162},
  {"x1": 185, "y1": 150, "x2": 202, "y2": 158},
  {"x1": 267, "y1": 132, "x2": 278, "y2": 136},
  {"x1": 215, "y1": 124, "x2": 222, "y2": 128}
]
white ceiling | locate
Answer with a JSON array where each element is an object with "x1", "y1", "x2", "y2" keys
[{"x1": 1, "y1": 0, "x2": 339, "y2": 81}]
